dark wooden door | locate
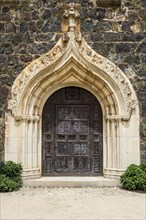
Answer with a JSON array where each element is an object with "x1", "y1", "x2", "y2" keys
[{"x1": 42, "y1": 87, "x2": 103, "y2": 176}]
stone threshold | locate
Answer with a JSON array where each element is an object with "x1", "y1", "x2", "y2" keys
[{"x1": 23, "y1": 177, "x2": 120, "y2": 187}]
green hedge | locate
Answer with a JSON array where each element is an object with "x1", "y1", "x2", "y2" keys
[
  {"x1": 120, "y1": 163, "x2": 146, "y2": 191},
  {"x1": 0, "y1": 161, "x2": 23, "y2": 192}
]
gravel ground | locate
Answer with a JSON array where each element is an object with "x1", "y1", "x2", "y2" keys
[{"x1": 0, "y1": 187, "x2": 146, "y2": 220}]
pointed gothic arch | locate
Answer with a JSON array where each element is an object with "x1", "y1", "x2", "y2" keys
[{"x1": 5, "y1": 4, "x2": 140, "y2": 180}]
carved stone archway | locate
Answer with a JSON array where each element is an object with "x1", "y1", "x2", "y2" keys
[{"x1": 5, "y1": 3, "x2": 140, "y2": 180}]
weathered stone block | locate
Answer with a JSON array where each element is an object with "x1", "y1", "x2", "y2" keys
[
  {"x1": 22, "y1": 33, "x2": 34, "y2": 43},
  {"x1": 11, "y1": 34, "x2": 23, "y2": 45},
  {"x1": 140, "y1": 54, "x2": 146, "y2": 64},
  {"x1": 31, "y1": 43, "x2": 49, "y2": 54},
  {"x1": 5, "y1": 22, "x2": 16, "y2": 33},
  {"x1": 20, "y1": 22, "x2": 28, "y2": 33},
  {"x1": 89, "y1": 8, "x2": 97, "y2": 18},
  {"x1": 115, "y1": 43, "x2": 132, "y2": 53},
  {"x1": 122, "y1": 33, "x2": 145, "y2": 42},
  {"x1": 41, "y1": 9, "x2": 51, "y2": 20},
  {"x1": 97, "y1": 0, "x2": 121, "y2": 8},
  {"x1": 48, "y1": 20, "x2": 61, "y2": 32},
  {"x1": 0, "y1": 44, "x2": 14, "y2": 54},
  {"x1": 142, "y1": 101, "x2": 146, "y2": 114},
  {"x1": 22, "y1": 11, "x2": 32, "y2": 21},
  {"x1": 136, "y1": 43, "x2": 146, "y2": 53},
  {"x1": 0, "y1": 86, "x2": 9, "y2": 101},
  {"x1": 103, "y1": 32, "x2": 123, "y2": 42},
  {"x1": 0, "y1": 55, "x2": 8, "y2": 63},
  {"x1": 37, "y1": 20, "x2": 45, "y2": 29},
  {"x1": 123, "y1": 1, "x2": 132, "y2": 7},
  {"x1": 137, "y1": 90, "x2": 146, "y2": 101},
  {"x1": 14, "y1": 64, "x2": 25, "y2": 75},
  {"x1": 141, "y1": 0, "x2": 146, "y2": 7},
  {"x1": 20, "y1": 55, "x2": 33, "y2": 63},
  {"x1": 139, "y1": 9, "x2": 146, "y2": 20},
  {"x1": 32, "y1": 10, "x2": 40, "y2": 20},
  {"x1": 92, "y1": 42, "x2": 111, "y2": 56},
  {"x1": 95, "y1": 22, "x2": 111, "y2": 32},
  {"x1": 96, "y1": 8, "x2": 106, "y2": 19},
  {"x1": 0, "y1": 12, "x2": 11, "y2": 21},
  {"x1": 139, "y1": 65, "x2": 146, "y2": 76},
  {"x1": 0, "y1": 23, "x2": 4, "y2": 32},
  {"x1": 124, "y1": 55, "x2": 140, "y2": 65},
  {"x1": 82, "y1": 20, "x2": 94, "y2": 31},
  {"x1": 127, "y1": 11, "x2": 138, "y2": 24},
  {"x1": 2, "y1": 6, "x2": 10, "y2": 13},
  {"x1": 28, "y1": 21, "x2": 37, "y2": 32},
  {"x1": 81, "y1": 7, "x2": 88, "y2": 19},
  {"x1": 121, "y1": 21, "x2": 132, "y2": 32},
  {"x1": 91, "y1": 32, "x2": 103, "y2": 41},
  {"x1": 35, "y1": 33, "x2": 54, "y2": 42}
]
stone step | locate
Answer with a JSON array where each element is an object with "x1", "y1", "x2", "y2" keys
[{"x1": 23, "y1": 177, "x2": 120, "y2": 187}]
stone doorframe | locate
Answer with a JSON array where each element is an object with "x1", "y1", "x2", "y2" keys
[{"x1": 5, "y1": 3, "x2": 140, "y2": 180}]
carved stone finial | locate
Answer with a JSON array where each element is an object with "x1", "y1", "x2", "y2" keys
[{"x1": 62, "y1": 3, "x2": 80, "y2": 33}]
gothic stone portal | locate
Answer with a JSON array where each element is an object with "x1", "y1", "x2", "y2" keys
[
  {"x1": 5, "y1": 3, "x2": 140, "y2": 180},
  {"x1": 42, "y1": 87, "x2": 103, "y2": 176}
]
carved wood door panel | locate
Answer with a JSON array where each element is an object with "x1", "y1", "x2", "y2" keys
[
  {"x1": 42, "y1": 87, "x2": 103, "y2": 176},
  {"x1": 55, "y1": 105, "x2": 90, "y2": 173}
]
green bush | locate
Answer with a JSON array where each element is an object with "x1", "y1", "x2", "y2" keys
[
  {"x1": 0, "y1": 175, "x2": 22, "y2": 192},
  {"x1": 139, "y1": 163, "x2": 146, "y2": 173},
  {"x1": 120, "y1": 164, "x2": 146, "y2": 191},
  {"x1": 0, "y1": 161, "x2": 23, "y2": 192},
  {"x1": 0, "y1": 161, "x2": 22, "y2": 178}
]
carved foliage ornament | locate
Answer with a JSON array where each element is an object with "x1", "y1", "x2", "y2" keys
[
  {"x1": 8, "y1": 3, "x2": 137, "y2": 120},
  {"x1": 8, "y1": 43, "x2": 66, "y2": 116},
  {"x1": 79, "y1": 42, "x2": 137, "y2": 115}
]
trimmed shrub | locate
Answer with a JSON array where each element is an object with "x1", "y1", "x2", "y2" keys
[
  {"x1": 120, "y1": 164, "x2": 146, "y2": 191},
  {"x1": 0, "y1": 161, "x2": 23, "y2": 192}
]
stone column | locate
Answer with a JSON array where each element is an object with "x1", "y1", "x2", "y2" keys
[{"x1": 104, "y1": 115, "x2": 122, "y2": 179}]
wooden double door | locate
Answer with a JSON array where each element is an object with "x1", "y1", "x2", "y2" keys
[{"x1": 42, "y1": 87, "x2": 103, "y2": 176}]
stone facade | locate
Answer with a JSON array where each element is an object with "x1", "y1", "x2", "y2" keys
[{"x1": 0, "y1": 0, "x2": 146, "y2": 165}]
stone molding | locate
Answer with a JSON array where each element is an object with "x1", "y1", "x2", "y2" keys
[
  {"x1": 105, "y1": 115, "x2": 129, "y2": 121},
  {"x1": 8, "y1": 3, "x2": 138, "y2": 121},
  {"x1": 15, "y1": 115, "x2": 40, "y2": 122},
  {"x1": 8, "y1": 31, "x2": 138, "y2": 120}
]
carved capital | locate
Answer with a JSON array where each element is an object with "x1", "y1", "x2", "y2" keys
[
  {"x1": 105, "y1": 115, "x2": 129, "y2": 122},
  {"x1": 8, "y1": 99, "x2": 18, "y2": 116},
  {"x1": 15, "y1": 115, "x2": 40, "y2": 122}
]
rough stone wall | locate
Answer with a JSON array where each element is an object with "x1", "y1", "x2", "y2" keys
[{"x1": 0, "y1": 0, "x2": 146, "y2": 162}]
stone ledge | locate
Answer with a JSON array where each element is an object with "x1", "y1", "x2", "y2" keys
[{"x1": 23, "y1": 177, "x2": 120, "y2": 187}]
